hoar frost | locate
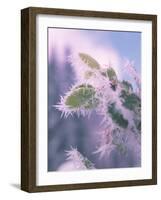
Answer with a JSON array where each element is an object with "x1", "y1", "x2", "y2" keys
[{"x1": 54, "y1": 52, "x2": 141, "y2": 167}]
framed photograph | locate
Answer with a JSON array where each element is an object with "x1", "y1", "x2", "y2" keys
[{"x1": 21, "y1": 7, "x2": 157, "y2": 192}]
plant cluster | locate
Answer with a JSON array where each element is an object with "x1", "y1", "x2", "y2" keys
[{"x1": 55, "y1": 52, "x2": 141, "y2": 170}]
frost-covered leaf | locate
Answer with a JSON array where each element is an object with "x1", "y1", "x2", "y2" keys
[
  {"x1": 65, "y1": 84, "x2": 99, "y2": 109},
  {"x1": 120, "y1": 80, "x2": 133, "y2": 93},
  {"x1": 79, "y1": 52, "x2": 100, "y2": 69},
  {"x1": 101, "y1": 67, "x2": 117, "y2": 80},
  {"x1": 108, "y1": 103, "x2": 128, "y2": 128},
  {"x1": 101, "y1": 67, "x2": 118, "y2": 90},
  {"x1": 134, "y1": 118, "x2": 141, "y2": 131},
  {"x1": 83, "y1": 157, "x2": 95, "y2": 169},
  {"x1": 120, "y1": 90, "x2": 141, "y2": 111},
  {"x1": 107, "y1": 67, "x2": 117, "y2": 81},
  {"x1": 65, "y1": 147, "x2": 95, "y2": 170}
]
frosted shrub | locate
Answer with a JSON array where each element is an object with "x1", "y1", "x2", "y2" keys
[{"x1": 55, "y1": 52, "x2": 141, "y2": 169}]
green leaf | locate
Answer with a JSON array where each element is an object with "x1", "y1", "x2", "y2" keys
[
  {"x1": 79, "y1": 53, "x2": 100, "y2": 69},
  {"x1": 83, "y1": 158, "x2": 95, "y2": 169},
  {"x1": 120, "y1": 80, "x2": 133, "y2": 93},
  {"x1": 106, "y1": 67, "x2": 117, "y2": 81},
  {"x1": 108, "y1": 103, "x2": 128, "y2": 128},
  {"x1": 65, "y1": 84, "x2": 99, "y2": 109},
  {"x1": 84, "y1": 97, "x2": 99, "y2": 109},
  {"x1": 134, "y1": 118, "x2": 141, "y2": 131},
  {"x1": 120, "y1": 91, "x2": 141, "y2": 111},
  {"x1": 101, "y1": 67, "x2": 117, "y2": 80},
  {"x1": 101, "y1": 67, "x2": 118, "y2": 91},
  {"x1": 136, "y1": 120, "x2": 141, "y2": 131}
]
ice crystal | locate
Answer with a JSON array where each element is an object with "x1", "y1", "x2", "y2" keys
[
  {"x1": 65, "y1": 147, "x2": 95, "y2": 170},
  {"x1": 124, "y1": 59, "x2": 141, "y2": 96},
  {"x1": 93, "y1": 127, "x2": 115, "y2": 158}
]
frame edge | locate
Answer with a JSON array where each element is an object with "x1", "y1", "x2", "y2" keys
[
  {"x1": 21, "y1": 8, "x2": 30, "y2": 192},
  {"x1": 152, "y1": 15, "x2": 157, "y2": 185},
  {"x1": 21, "y1": 7, "x2": 37, "y2": 192}
]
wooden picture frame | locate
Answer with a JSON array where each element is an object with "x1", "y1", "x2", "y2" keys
[{"x1": 21, "y1": 7, "x2": 157, "y2": 192}]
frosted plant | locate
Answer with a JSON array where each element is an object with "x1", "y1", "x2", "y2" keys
[
  {"x1": 57, "y1": 147, "x2": 95, "y2": 171},
  {"x1": 65, "y1": 147, "x2": 95, "y2": 170},
  {"x1": 124, "y1": 59, "x2": 141, "y2": 97},
  {"x1": 55, "y1": 52, "x2": 141, "y2": 166}
]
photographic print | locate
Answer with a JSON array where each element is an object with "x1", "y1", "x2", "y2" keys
[
  {"x1": 21, "y1": 7, "x2": 157, "y2": 192},
  {"x1": 48, "y1": 28, "x2": 141, "y2": 172}
]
